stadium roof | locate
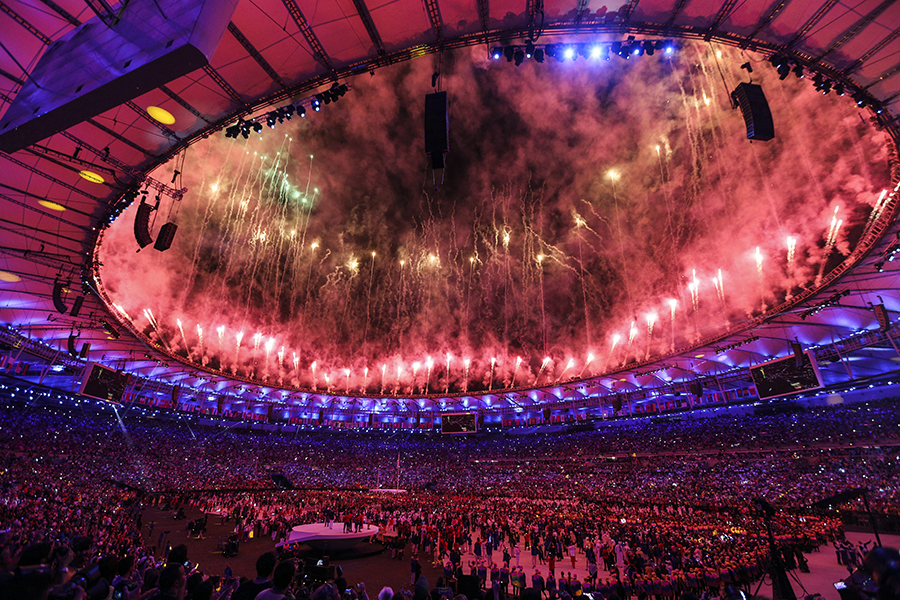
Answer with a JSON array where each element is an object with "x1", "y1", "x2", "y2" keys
[{"x1": 1, "y1": 0, "x2": 900, "y2": 417}]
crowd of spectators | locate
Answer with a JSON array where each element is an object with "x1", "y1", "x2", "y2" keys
[{"x1": 0, "y1": 394, "x2": 897, "y2": 599}]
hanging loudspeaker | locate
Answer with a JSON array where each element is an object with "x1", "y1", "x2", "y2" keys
[
  {"x1": 52, "y1": 279, "x2": 68, "y2": 314},
  {"x1": 67, "y1": 333, "x2": 78, "y2": 357},
  {"x1": 730, "y1": 83, "x2": 774, "y2": 141},
  {"x1": 424, "y1": 91, "x2": 449, "y2": 169},
  {"x1": 134, "y1": 200, "x2": 154, "y2": 248},
  {"x1": 154, "y1": 222, "x2": 178, "y2": 251},
  {"x1": 70, "y1": 295, "x2": 84, "y2": 317},
  {"x1": 79, "y1": 342, "x2": 90, "y2": 359}
]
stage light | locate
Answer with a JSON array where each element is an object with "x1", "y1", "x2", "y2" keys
[
  {"x1": 590, "y1": 45, "x2": 603, "y2": 59},
  {"x1": 643, "y1": 40, "x2": 655, "y2": 56},
  {"x1": 525, "y1": 41, "x2": 535, "y2": 59},
  {"x1": 534, "y1": 48, "x2": 544, "y2": 63},
  {"x1": 563, "y1": 47, "x2": 575, "y2": 61},
  {"x1": 852, "y1": 90, "x2": 867, "y2": 107},
  {"x1": 225, "y1": 124, "x2": 240, "y2": 138},
  {"x1": 266, "y1": 113, "x2": 277, "y2": 128},
  {"x1": 793, "y1": 64, "x2": 804, "y2": 78},
  {"x1": 821, "y1": 80, "x2": 832, "y2": 95},
  {"x1": 665, "y1": 45, "x2": 674, "y2": 54},
  {"x1": 514, "y1": 48, "x2": 525, "y2": 66},
  {"x1": 298, "y1": 105, "x2": 306, "y2": 117},
  {"x1": 633, "y1": 44, "x2": 643, "y2": 56},
  {"x1": 251, "y1": 121, "x2": 262, "y2": 133},
  {"x1": 491, "y1": 47, "x2": 503, "y2": 60},
  {"x1": 834, "y1": 83, "x2": 845, "y2": 96},
  {"x1": 504, "y1": 46, "x2": 515, "y2": 62}
]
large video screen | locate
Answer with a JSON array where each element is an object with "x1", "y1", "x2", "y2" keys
[
  {"x1": 78, "y1": 362, "x2": 127, "y2": 403},
  {"x1": 441, "y1": 412, "x2": 478, "y2": 434},
  {"x1": 750, "y1": 351, "x2": 823, "y2": 400}
]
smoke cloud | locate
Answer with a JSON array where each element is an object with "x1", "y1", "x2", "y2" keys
[{"x1": 98, "y1": 41, "x2": 891, "y2": 396}]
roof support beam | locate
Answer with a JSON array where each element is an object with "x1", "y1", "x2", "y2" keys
[
  {"x1": 844, "y1": 25, "x2": 900, "y2": 74},
  {"x1": 866, "y1": 63, "x2": 900, "y2": 91},
  {"x1": 0, "y1": 2, "x2": 51, "y2": 45},
  {"x1": 227, "y1": 23, "x2": 288, "y2": 88},
  {"x1": 85, "y1": 118, "x2": 156, "y2": 158},
  {"x1": 704, "y1": 0, "x2": 739, "y2": 41},
  {"x1": 423, "y1": 0, "x2": 444, "y2": 42},
  {"x1": 785, "y1": 0, "x2": 840, "y2": 49},
  {"x1": 617, "y1": 0, "x2": 640, "y2": 26},
  {"x1": 351, "y1": 0, "x2": 386, "y2": 56},
  {"x1": 201, "y1": 65, "x2": 245, "y2": 105},
  {"x1": 476, "y1": 0, "x2": 489, "y2": 33},
  {"x1": 0, "y1": 154, "x2": 100, "y2": 201},
  {"x1": 158, "y1": 85, "x2": 211, "y2": 125},
  {"x1": 0, "y1": 192, "x2": 92, "y2": 231},
  {"x1": 36, "y1": 0, "x2": 80, "y2": 27},
  {"x1": 743, "y1": 0, "x2": 790, "y2": 46},
  {"x1": 0, "y1": 67, "x2": 25, "y2": 87},
  {"x1": 125, "y1": 101, "x2": 179, "y2": 140},
  {"x1": 814, "y1": 0, "x2": 894, "y2": 62},
  {"x1": 281, "y1": 0, "x2": 334, "y2": 72},
  {"x1": 665, "y1": 0, "x2": 689, "y2": 28},
  {"x1": 574, "y1": 0, "x2": 590, "y2": 25}
]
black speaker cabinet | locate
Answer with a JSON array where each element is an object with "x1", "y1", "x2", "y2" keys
[
  {"x1": 134, "y1": 200, "x2": 154, "y2": 248},
  {"x1": 731, "y1": 83, "x2": 774, "y2": 141},
  {"x1": 154, "y1": 222, "x2": 178, "y2": 251}
]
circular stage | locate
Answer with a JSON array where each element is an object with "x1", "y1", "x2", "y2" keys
[{"x1": 281, "y1": 523, "x2": 379, "y2": 553}]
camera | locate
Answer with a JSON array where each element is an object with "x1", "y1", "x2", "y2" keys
[{"x1": 834, "y1": 547, "x2": 900, "y2": 600}]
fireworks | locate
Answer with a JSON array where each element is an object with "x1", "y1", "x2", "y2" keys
[
  {"x1": 510, "y1": 356, "x2": 521, "y2": 388},
  {"x1": 826, "y1": 207, "x2": 843, "y2": 248},
  {"x1": 713, "y1": 269, "x2": 725, "y2": 304},
  {"x1": 557, "y1": 357, "x2": 575, "y2": 382},
  {"x1": 489, "y1": 356, "x2": 496, "y2": 391},
  {"x1": 98, "y1": 43, "x2": 888, "y2": 398},
  {"x1": 689, "y1": 269, "x2": 700, "y2": 311},
  {"x1": 176, "y1": 319, "x2": 188, "y2": 352},
  {"x1": 464, "y1": 358, "x2": 471, "y2": 392}
]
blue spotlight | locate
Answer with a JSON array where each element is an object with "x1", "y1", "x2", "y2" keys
[
  {"x1": 665, "y1": 45, "x2": 674, "y2": 54},
  {"x1": 563, "y1": 46, "x2": 575, "y2": 61},
  {"x1": 590, "y1": 45, "x2": 603, "y2": 59},
  {"x1": 491, "y1": 47, "x2": 503, "y2": 60}
]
